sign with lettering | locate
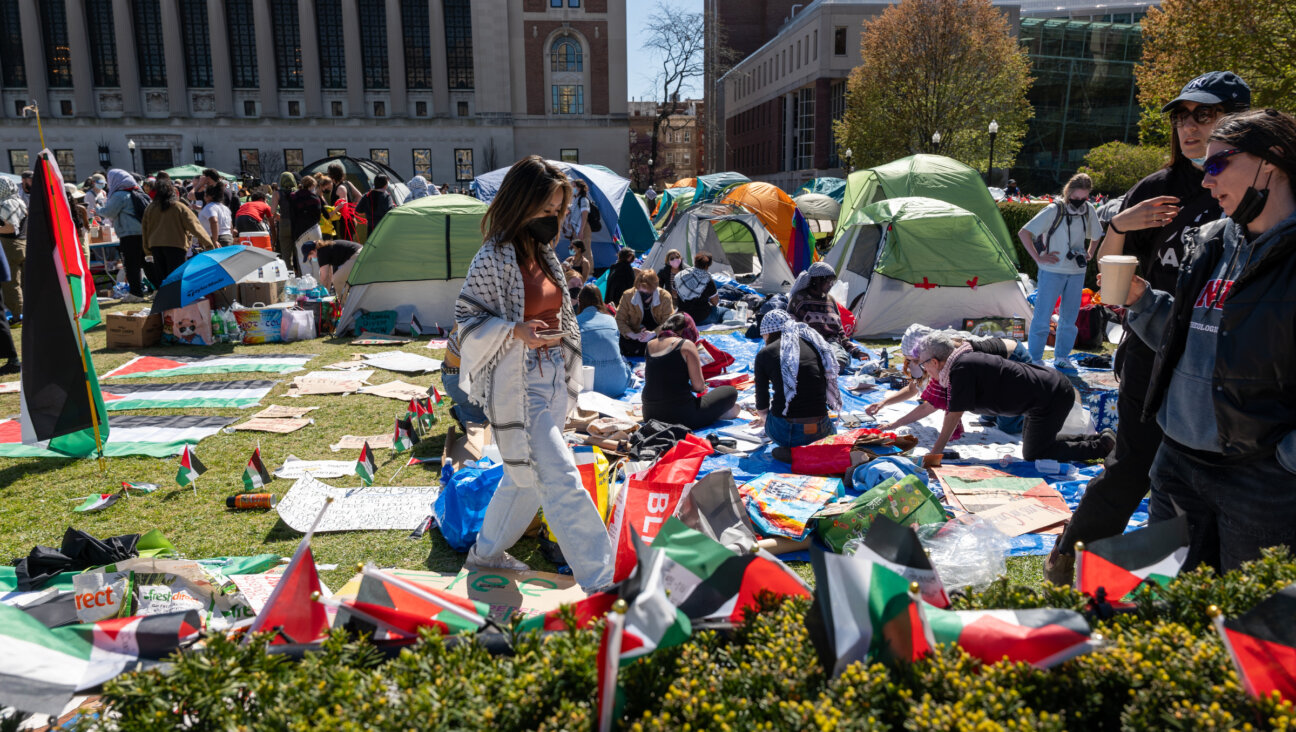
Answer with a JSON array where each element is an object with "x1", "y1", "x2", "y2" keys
[
  {"x1": 72, "y1": 571, "x2": 131, "y2": 623},
  {"x1": 276, "y1": 475, "x2": 440, "y2": 533}
]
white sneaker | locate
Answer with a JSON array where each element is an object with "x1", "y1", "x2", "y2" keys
[
  {"x1": 463, "y1": 544, "x2": 531, "y2": 572},
  {"x1": 1053, "y1": 357, "x2": 1077, "y2": 371}
]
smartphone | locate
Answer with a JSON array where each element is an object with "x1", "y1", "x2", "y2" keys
[{"x1": 535, "y1": 328, "x2": 564, "y2": 339}]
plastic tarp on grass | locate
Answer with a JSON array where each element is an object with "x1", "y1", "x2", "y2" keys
[
  {"x1": 693, "y1": 172, "x2": 751, "y2": 203},
  {"x1": 298, "y1": 155, "x2": 411, "y2": 205},
  {"x1": 643, "y1": 203, "x2": 795, "y2": 294},
  {"x1": 338, "y1": 194, "x2": 487, "y2": 334},
  {"x1": 794, "y1": 177, "x2": 846, "y2": 203},
  {"x1": 824, "y1": 196, "x2": 1031, "y2": 337},
  {"x1": 834, "y1": 155, "x2": 1017, "y2": 267},
  {"x1": 720, "y1": 182, "x2": 816, "y2": 275},
  {"x1": 472, "y1": 160, "x2": 631, "y2": 268}
]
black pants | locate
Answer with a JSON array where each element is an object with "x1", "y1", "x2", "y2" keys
[
  {"x1": 620, "y1": 334, "x2": 647, "y2": 358},
  {"x1": 118, "y1": 234, "x2": 146, "y2": 296},
  {"x1": 1056, "y1": 338, "x2": 1162, "y2": 555},
  {"x1": 235, "y1": 215, "x2": 268, "y2": 234},
  {"x1": 643, "y1": 386, "x2": 738, "y2": 430},
  {"x1": 152, "y1": 247, "x2": 188, "y2": 284},
  {"x1": 0, "y1": 312, "x2": 16, "y2": 360},
  {"x1": 1021, "y1": 385, "x2": 1109, "y2": 462}
]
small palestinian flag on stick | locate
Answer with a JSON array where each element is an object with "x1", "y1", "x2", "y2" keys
[
  {"x1": 1076, "y1": 514, "x2": 1190, "y2": 602},
  {"x1": 243, "y1": 447, "x2": 273, "y2": 492},
  {"x1": 429, "y1": 387, "x2": 443, "y2": 405},
  {"x1": 121, "y1": 481, "x2": 160, "y2": 495},
  {"x1": 393, "y1": 417, "x2": 419, "y2": 453},
  {"x1": 74, "y1": 493, "x2": 120, "y2": 513},
  {"x1": 1212, "y1": 585, "x2": 1296, "y2": 700},
  {"x1": 421, "y1": 396, "x2": 438, "y2": 429},
  {"x1": 923, "y1": 606, "x2": 1097, "y2": 669},
  {"x1": 355, "y1": 441, "x2": 376, "y2": 485},
  {"x1": 175, "y1": 445, "x2": 207, "y2": 492},
  {"x1": 852, "y1": 515, "x2": 950, "y2": 609},
  {"x1": 409, "y1": 313, "x2": 423, "y2": 337}
]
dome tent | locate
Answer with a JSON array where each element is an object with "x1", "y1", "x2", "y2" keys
[
  {"x1": 794, "y1": 193, "x2": 841, "y2": 234},
  {"x1": 692, "y1": 171, "x2": 751, "y2": 203},
  {"x1": 653, "y1": 187, "x2": 695, "y2": 230},
  {"x1": 642, "y1": 203, "x2": 795, "y2": 295},
  {"x1": 719, "y1": 181, "x2": 815, "y2": 275},
  {"x1": 336, "y1": 195, "x2": 488, "y2": 335},
  {"x1": 823, "y1": 196, "x2": 1031, "y2": 338},
  {"x1": 794, "y1": 177, "x2": 847, "y2": 203},
  {"x1": 583, "y1": 164, "x2": 658, "y2": 253},
  {"x1": 298, "y1": 155, "x2": 411, "y2": 204}
]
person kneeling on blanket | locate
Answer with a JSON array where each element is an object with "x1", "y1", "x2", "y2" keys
[
  {"x1": 751, "y1": 309, "x2": 840, "y2": 460},
  {"x1": 881, "y1": 331, "x2": 1115, "y2": 469}
]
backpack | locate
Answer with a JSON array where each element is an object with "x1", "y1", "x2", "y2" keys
[
  {"x1": 587, "y1": 197, "x2": 603, "y2": 232},
  {"x1": 129, "y1": 189, "x2": 150, "y2": 221}
]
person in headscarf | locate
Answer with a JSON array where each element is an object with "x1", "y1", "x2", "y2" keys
[
  {"x1": 271, "y1": 171, "x2": 298, "y2": 270},
  {"x1": 406, "y1": 175, "x2": 436, "y2": 201},
  {"x1": 787, "y1": 261, "x2": 870, "y2": 369},
  {"x1": 0, "y1": 177, "x2": 24, "y2": 326},
  {"x1": 97, "y1": 168, "x2": 150, "y2": 299},
  {"x1": 752, "y1": 308, "x2": 841, "y2": 458}
]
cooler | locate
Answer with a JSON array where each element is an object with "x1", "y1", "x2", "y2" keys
[{"x1": 239, "y1": 231, "x2": 273, "y2": 250}]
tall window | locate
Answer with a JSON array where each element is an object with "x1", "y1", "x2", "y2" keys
[
  {"x1": 85, "y1": 0, "x2": 118, "y2": 86},
  {"x1": 270, "y1": 0, "x2": 303, "y2": 89},
  {"x1": 369, "y1": 148, "x2": 390, "y2": 166},
  {"x1": 834, "y1": 27, "x2": 846, "y2": 55},
  {"x1": 40, "y1": 0, "x2": 73, "y2": 88},
  {"x1": 550, "y1": 37, "x2": 582, "y2": 71},
  {"x1": 179, "y1": 0, "x2": 213, "y2": 87},
  {"x1": 358, "y1": 0, "x2": 388, "y2": 89},
  {"x1": 316, "y1": 0, "x2": 345, "y2": 89},
  {"x1": 443, "y1": 0, "x2": 474, "y2": 90},
  {"x1": 552, "y1": 85, "x2": 583, "y2": 115},
  {"x1": 226, "y1": 0, "x2": 258, "y2": 88},
  {"x1": 132, "y1": 0, "x2": 166, "y2": 87},
  {"x1": 284, "y1": 149, "x2": 303, "y2": 172},
  {"x1": 401, "y1": 0, "x2": 432, "y2": 90},
  {"x1": 829, "y1": 80, "x2": 846, "y2": 167},
  {"x1": 0, "y1": 0, "x2": 23, "y2": 87},
  {"x1": 412, "y1": 148, "x2": 431, "y2": 178},
  {"x1": 8, "y1": 150, "x2": 29, "y2": 174},
  {"x1": 795, "y1": 86, "x2": 815, "y2": 169},
  {"x1": 55, "y1": 149, "x2": 76, "y2": 178},
  {"x1": 239, "y1": 149, "x2": 261, "y2": 180}
]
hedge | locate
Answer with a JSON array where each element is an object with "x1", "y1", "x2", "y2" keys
[
  {"x1": 72, "y1": 549, "x2": 1296, "y2": 731},
  {"x1": 998, "y1": 201, "x2": 1100, "y2": 291}
]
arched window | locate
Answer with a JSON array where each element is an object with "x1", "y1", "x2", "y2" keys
[{"x1": 550, "y1": 37, "x2": 582, "y2": 72}]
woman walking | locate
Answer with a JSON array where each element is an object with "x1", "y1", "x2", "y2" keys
[{"x1": 141, "y1": 178, "x2": 212, "y2": 283}]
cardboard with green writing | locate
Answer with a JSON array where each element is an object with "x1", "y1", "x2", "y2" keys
[{"x1": 815, "y1": 474, "x2": 947, "y2": 553}]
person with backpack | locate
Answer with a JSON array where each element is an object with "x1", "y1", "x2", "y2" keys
[
  {"x1": 98, "y1": 168, "x2": 151, "y2": 301},
  {"x1": 563, "y1": 179, "x2": 592, "y2": 258},
  {"x1": 356, "y1": 174, "x2": 395, "y2": 235},
  {"x1": 1018, "y1": 173, "x2": 1102, "y2": 370},
  {"x1": 0, "y1": 177, "x2": 25, "y2": 321}
]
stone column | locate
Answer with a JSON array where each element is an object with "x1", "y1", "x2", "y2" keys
[
  {"x1": 17, "y1": 0, "x2": 48, "y2": 112},
  {"x1": 429, "y1": 0, "x2": 447, "y2": 116},
  {"x1": 65, "y1": 0, "x2": 96, "y2": 114},
  {"x1": 253, "y1": 0, "x2": 278, "y2": 113},
  {"x1": 208, "y1": 0, "x2": 233, "y2": 115},
  {"x1": 159, "y1": 0, "x2": 186, "y2": 114},
  {"x1": 298, "y1": 0, "x2": 322, "y2": 116},
  {"x1": 111, "y1": 0, "x2": 140, "y2": 115},
  {"x1": 341, "y1": 0, "x2": 364, "y2": 114},
  {"x1": 385, "y1": 0, "x2": 406, "y2": 115}
]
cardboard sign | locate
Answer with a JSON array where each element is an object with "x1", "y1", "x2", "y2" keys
[
  {"x1": 352, "y1": 333, "x2": 412, "y2": 346},
  {"x1": 274, "y1": 455, "x2": 363, "y2": 479},
  {"x1": 329, "y1": 433, "x2": 395, "y2": 452},
  {"x1": 228, "y1": 573, "x2": 331, "y2": 614},
  {"x1": 276, "y1": 475, "x2": 440, "y2": 532},
  {"x1": 252, "y1": 405, "x2": 319, "y2": 420},
  {"x1": 359, "y1": 380, "x2": 433, "y2": 401},
  {"x1": 976, "y1": 498, "x2": 1071, "y2": 537},
  {"x1": 0, "y1": 381, "x2": 17, "y2": 394},
  {"x1": 577, "y1": 391, "x2": 639, "y2": 422},
  {"x1": 234, "y1": 417, "x2": 312, "y2": 434},
  {"x1": 333, "y1": 567, "x2": 586, "y2": 622},
  {"x1": 362, "y1": 351, "x2": 443, "y2": 374}
]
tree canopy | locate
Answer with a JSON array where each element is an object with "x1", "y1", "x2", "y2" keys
[{"x1": 833, "y1": 0, "x2": 1033, "y2": 173}]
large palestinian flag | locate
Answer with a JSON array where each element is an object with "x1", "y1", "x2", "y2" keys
[
  {"x1": 335, "y1": 566, "x2": 489, "y2": 639},
  {"x1": 852, "y1": 515, "x2": 950, "y2": 609},
  {"x1": 0, "y1": 605, "x2": 200, "y2": 715},
  {"x1": 102, "y1": 354, "x2": 313, "y2": 380},
  {"x1": 18, "y1": 151, "x2": 109, "y2": 457},
  {"x1": 1076, "y1": 515, "x2": 1190, "y2": 601},
  {"x1": 100, "y1": 380, "x2": 276, "y2": 411},
  {"x1": 1215, "y1": 583, "x2": 1296, "y2": 700},
  {"x1": 924, "y1": 607, "x2": 1096, "y2": 669},
  {"x1": 0, "y1": 415, "x2": 235, "y2": 458}
]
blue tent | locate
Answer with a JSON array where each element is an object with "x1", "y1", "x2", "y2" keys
[
  {"x1": 794, "y1": 177, "x2": 847, "y2": 203},
  {"x1": 694, "y1": 172, "x2": 751, "y2": 203},
  {"x1": 583, "y1": 164, "x2": 658, "y2": 253}
]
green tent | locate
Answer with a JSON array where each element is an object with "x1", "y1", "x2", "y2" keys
[
  {"x1": 653, "y1": 187, "x2": 695, "y2": 229},
  {"x1": 794, "y1": 177, "x2": 846, "y2": 203},
  {"x1": 337, "y1": 194, "x2": 487, "y2": 334},
  {"x1": 693, "y1": 172, "x2": 750, "y2": 203},
  {"x1": 834, "y1": 155, "x2": 1017, "y2": 266},
  {"x1": 159, "y1": 164, "x2": 237, "y2": 181}
]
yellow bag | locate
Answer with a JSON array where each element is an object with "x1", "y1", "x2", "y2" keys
[{"x1": 543, "y1": 445, "x2": 611, "y2": 544}]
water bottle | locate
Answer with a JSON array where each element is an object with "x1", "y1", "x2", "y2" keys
[
  {"x1": 285, "y1": 277, "x2": 301, "y2": 300},
  {"x1": 881, "y1": 347, "x2": 890, "y2": 370}
]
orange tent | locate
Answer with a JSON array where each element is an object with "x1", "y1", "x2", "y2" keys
[
  {"x1": 666, "y1": 177, "x2": 696, "y2": 189},
  {"x1": 720, "y1": 181, "x2": 817, "y2": 273}
]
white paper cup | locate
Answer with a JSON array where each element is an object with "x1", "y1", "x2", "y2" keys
[
  {"x1": 581, "y1": 365, "x2": 596, "y2": 392},
  {"x1": 1099, "y1": 255, "x2": 1139, "y2": 306}
]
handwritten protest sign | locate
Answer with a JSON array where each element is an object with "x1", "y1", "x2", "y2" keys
[
  {"x1": 976, "y1": 498, "x2": 1071, "y2": 537},
  {"x1": 276, "y1": 475, "x2": 439, "y2": 533},
  {"x1": 274, "y1": 455, "x2": 361, "y2": 479}
]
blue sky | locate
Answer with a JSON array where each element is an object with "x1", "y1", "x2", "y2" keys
[{"x1": 626, "y1": 0, "x2": 704, "y2": 102}]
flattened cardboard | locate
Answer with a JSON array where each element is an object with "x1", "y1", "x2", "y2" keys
[{"x1": 333, "y1": 566, "x2": 586, "y2": 621}]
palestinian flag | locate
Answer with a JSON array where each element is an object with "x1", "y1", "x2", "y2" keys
[
  {"x1": 336, "y1": 567, "x2": 489, "y2": 639},
  {"x1": 0, "y1": 415, "x2": 234, "y2": 459},
  {"x1": 245, "y1": 536, "x2": 328, "y2": 646},
  {"x1": 409, "y1": 313, "x2": 423, "y2": 336},
  {"x1": 421, "y1": 397, "x2": 438, "y2": 429},
  {"x1": 18, "y1": 152, "x2": 109, "y2": 458},
  {"x1": 1076, "y1": 515, "x2": 1190, "y2": 601},
  {"x1": 243, "y1": 448, "x2": 273, "y2": 492},
  {"x1": 99, "y1": 380, "x2": 277, "y2": 411},
  {"x1": 852, "y1": 515, "x2": 950, "y2": 609},
  {"x1": 429, "y1": 387, "x2": 443, "y2": 405},
  {"x1": 0, "y1": 605, "x2": 200, "y2": 716},
  {"x1": 808, "y1": 547, "x2": 933, "y2": 675},
  {"x1": 516, "y1": 591, "x2": 619, "y2": 634},
  {"x1": 393, "y1": 417, "x2": 418, "y2": 453},
  {"x1": 175, "y1": 445, "x2": 207, "y2": 488},
  {"x1": 1214, "y1": 583, "x2": 1296, "y2": 700},
  {"x1": 924, "y1": 607, "x2": 1096, "y2": 669},
  {"x1": 406, "y1": 398, "x2": 423, "y2": 422},
  {"x1": 73, "y1": 493, "x2": 119, "y2": 513},
  {"x1": 652, "y1": 517, "x2": 808, "y2": 625},
  {"x1": 121, "y1": 481, "x2": 160, "y2": 494},
  {"x1": 355, "y1": 442, "x2": 376, "y2": 485},
  {"x1": 102, "y1": 354, "x2": 313, "y2": 380}
]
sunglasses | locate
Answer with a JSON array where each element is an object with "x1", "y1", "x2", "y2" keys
[
  {"x1": 1169, "y1": 105, "x2": 1223, "y2": 128},
  {"x1": 1202, "y1": 148, "x2": 1245, "y2": 176}
]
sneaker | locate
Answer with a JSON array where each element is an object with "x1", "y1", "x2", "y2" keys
[
  {"x1": 0, "y1": 360, "x2": 18, "y2": 375},
  {"x1": 1053, "y1": 357, "x2": 1077, "y2": 371},
  {"x1": 1098, "y1": 428, "x2": 1117, "y2": 456},
  {"x1": 771, "y1": 446, "x2": 793, "y2": 464},
  {"x1": 1043, "y1": 542, "x2": 1075, "y2": 586},
  {"x1": 463, "y1": 544, "x2": 531, "y2": 573},
  {"x1": 120, "y1": 292, "x2": 147, "y2": 303}
]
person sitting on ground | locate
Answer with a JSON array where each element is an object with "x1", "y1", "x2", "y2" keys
[
  {"x1": 615, "y1": 268, "x2": 674, "y2": 357},
  {"x1": 787, "y1": 261, "x2": 870, "y2": 369},
  {"x1": 564, "y1": 266, "x2": 583, "y2": 301},
  {"x1": 657, "y1": 248, "x2": 685, "y2": 298},
  {"x1": 674, "y1": 252, "x2": 727, "y2": 326},
  {"x1": 641, "y1": 313, "x2": 740, "y2": 430},
  {"x1": 751, "y1": 309, "x2": 839, "y2": 456},
  {"x1": 199, "y1": 186, "x2": 233, "y2": 246},
  {"x1": 440, "y1": 324, "x2": 487, "y2": 429},
  {"x1": 576, "y1": 285, "x2": 633, "y2": 397},
  {"x1": 884, "y1": 331, "x2": 1114, "y2": 468},
  {"x1": 301, "y1": 239, "x2": 362, "y2": 301},
  {"x1": 605, "y1": 247, "x2": 637, "y2": 307},
  {"x1": 356, "y1": 174, "x2": 396, "y2": 234},
  {"x1": 1005, "y1": 179, "x2": 1022, "y2": 198},
  {"x1": 234, "y1": 190, "x2": 273, "y2": 234}
]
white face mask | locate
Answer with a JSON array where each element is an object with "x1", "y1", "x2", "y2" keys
[{"x1": 669, "y1": 258, "x2": 681, "y2": 267}]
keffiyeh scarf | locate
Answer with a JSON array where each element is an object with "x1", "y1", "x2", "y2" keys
[
  {"x1": 937, "y1": 342, "x2": 973, "y2": 389},
  {"x1": 780, "y1": 320, "x2": 841, "y2": 416}
]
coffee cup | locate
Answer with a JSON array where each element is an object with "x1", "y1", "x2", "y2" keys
[{"x1": 1099, "y1": 255, "x2": 1139, "y2": 305}]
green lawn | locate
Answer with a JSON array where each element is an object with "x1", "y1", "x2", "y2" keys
[{"x1": 0, "y1": 301, "x2": 1045, "y2": 590}]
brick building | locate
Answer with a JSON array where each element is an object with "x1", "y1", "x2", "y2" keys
[{"x1": 628, "y1": 97, "x2": 704, "y2": 189}]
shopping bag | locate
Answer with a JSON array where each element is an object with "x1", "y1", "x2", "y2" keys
[
  {"x1": 432, "y1": 459, "x2": 504, "y2": 552},
  {"x1": 698, "y1": 338, "x2": 735, "y2": 378},
  {"x1": 815, "y1": 475, "x2": 946, "y2": 553},
  {"x1": 163, "y1": 300, "x2": 213, "y2": 346},
  {"x1": 280, "y1": 307, "x2": 315, "y2": 342},
  {"x1": 540, "y1": 446, "x2": 613, "y2": 564},
  {"x1": 738, "y1": 473, "x2": 843, "y2": 541},
  {"x1": 790, "y1": 428, "x2": 872, "y2": 476}
]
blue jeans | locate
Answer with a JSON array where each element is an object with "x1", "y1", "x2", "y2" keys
[
  {"x1": 995, "y1": 341, "x2": 1033, "y2": 434},
  {"x1": 1029, "y1": 269, "x2": 1086, "y2": 363},
  {"x1": 765, "y1": 413, "x2": 836, "y2": 448},
  {"x1": 441, "y1": 370, "x2": 488, "y2": 425}
]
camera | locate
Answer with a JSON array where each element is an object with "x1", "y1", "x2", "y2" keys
[{"x1": 1066, "y1": 250, "x2": 1087, "y2": 268}]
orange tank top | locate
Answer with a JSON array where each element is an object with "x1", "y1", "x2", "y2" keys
[{"x1": 521, "y1": 257, "x2": 562, "y2": 332}]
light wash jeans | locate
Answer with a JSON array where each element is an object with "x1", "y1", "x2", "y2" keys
[
  {"x1": 1029, "y1": 269, "x2": 1086, "y2": 364},
  {"x1": 472, "y1": 347, "x2": 614, "y2": 590}
]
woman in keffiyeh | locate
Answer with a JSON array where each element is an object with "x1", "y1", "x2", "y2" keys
[{"x1": 752, "y1": 308, "x2": 841, "y2": 456}]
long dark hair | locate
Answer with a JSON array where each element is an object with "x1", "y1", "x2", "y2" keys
[
  {"x1": 577, "y1": 284, "x2": 608, "y2": 314},
  {"x1": 152, "y1": 178, "x2": 178, "y2": 211},
  {"x1": 1210, "y1": 108, "x2": 1296, "y2": 197},
  {"x1": 482, "y1": 155, "x2": 571, "y2": 284}
]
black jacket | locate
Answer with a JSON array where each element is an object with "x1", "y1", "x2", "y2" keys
[
  {"x1": 605, "y1": 261, "x2": 636, "y2": 307},
  {"x1": 1144, "y1": 215, "x2": 1296, "y2": 456}
]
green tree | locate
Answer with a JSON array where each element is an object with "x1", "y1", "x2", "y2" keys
[
  {"x1": 833, "y1": 0, "x2": 1032, "y2": 173},
  {"x1": 1136, "y1": 0, "x2": 1296, "y2": 145},
  {"x1": 1076, "y1": 141, "x2": 1168, "y2": 195}
]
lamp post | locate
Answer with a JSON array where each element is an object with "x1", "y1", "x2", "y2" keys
[
  {"x1": 97, "y1": 144, "x2": 111, "y2": 170},
  {"x1": 930, "y1": 131, "x2": 941, "y2": 153},
  {"x1": 127, "y1": 139, "x2": 137, "y2": 174},
  {"x1": 843, "y1": 147, "x2": 853, "y2": 174},
  {"x1": 986, "y1": 120, "x2": 999, "y2": 184},
  {"x1": 647, "y1": 158, "x2": 653, "y2": 189}
]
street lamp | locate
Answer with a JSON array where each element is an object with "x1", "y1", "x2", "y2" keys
[
  {"x1": 97, "y1": 144, "x2": 111, "y2": 170},
  {"x1": 930, "y1": 131, "x2": 941, "y2": 153},
  {"x1": 193, "y1": 144, "x2": 205, "y2": 166},
  {"x1": 843, "y1": 147, "x2": 854, "y2": 173},
  {"x1": 986, "y1": 120, "x2": 999, "y2": 184},
  {"x1": 647, "y1": 158, "x2": 654, "y2": 188},
  {"x1": 127, "y1": 139, "x2": 137, "y2": 173}
]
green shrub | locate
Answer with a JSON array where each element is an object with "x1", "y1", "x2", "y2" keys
[{"x1": 74, "y1": 550, "x2": 1296, "y2": 731}]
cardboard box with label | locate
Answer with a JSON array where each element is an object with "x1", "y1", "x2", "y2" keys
[
  {"x1": 105, "y1": 309, "x2": 163, "y2": 349},
  {"x1": 238, "y1": 280, "x2": 285, "y2": 307}
]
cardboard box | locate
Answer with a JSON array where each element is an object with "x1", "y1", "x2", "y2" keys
[
  {"x1": 238, "y1": 281, "x2": 285, "y2": 307},
  {"x1": 105, "y1": 309, "x2": 163, "y2": 349},
  {"x1": 963, "y1": 317, "x2": 1027, "y2": 341},
  {"x1": 208, "y1": 284, "x2": 238, "y2": 310}
]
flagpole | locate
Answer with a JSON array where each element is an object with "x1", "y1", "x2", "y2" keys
[
  {"x1": 359, "y1": 563, "x2": 487, "y2": 629},
  {"x1": 388, "y1": 459, "x2": 409, "y2": 482},
  {"x1": 598, "y1": 599, "x2": 628, "y2": 732}
]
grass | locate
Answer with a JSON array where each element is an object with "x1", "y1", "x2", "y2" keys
[{"x1": 0, "y1": 301, "x2": 1046, "y2": 591}]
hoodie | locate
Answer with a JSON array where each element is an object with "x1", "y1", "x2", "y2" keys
[{"x1": 96, "y1": 168, "x2": 144, "y2": 237}]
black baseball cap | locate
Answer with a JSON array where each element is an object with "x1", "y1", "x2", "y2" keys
[{"x1": 1162, "y1": 71, "x2": 1251, "y2": 112}]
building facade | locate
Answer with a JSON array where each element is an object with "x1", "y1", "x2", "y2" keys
[
  {"x1": 628, "y1": 97, "x2": 704, "y2": 189},
  {"x1": 0, "y1": 0, "x2": 628, "y2": 184}
]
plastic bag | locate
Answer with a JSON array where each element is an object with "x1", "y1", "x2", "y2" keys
[
  {"x1": 280, "y1": 308, "x2": 315, "y2": 342},
  {"x1": 433, "y1": 459, "x2": 504, "y2": 552},
  {"x1": 1060, "y1": 397, "x2": 1097, "y2": 435},
  {"x1": 915, "y1": 515, "x2": 1013, "y2": 592}
]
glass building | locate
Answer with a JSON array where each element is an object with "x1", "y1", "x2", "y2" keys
[{"x1": 1016, "y1": 17, "x2": 1144, "y2": 194}]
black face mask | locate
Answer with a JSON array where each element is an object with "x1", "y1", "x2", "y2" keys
[
  {"x1": 525, "y1": 215, "x2": 559, "y2": 244},
  {"x1": 1231, "y1": 163, "x2": 1272, "y2": 228}
]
